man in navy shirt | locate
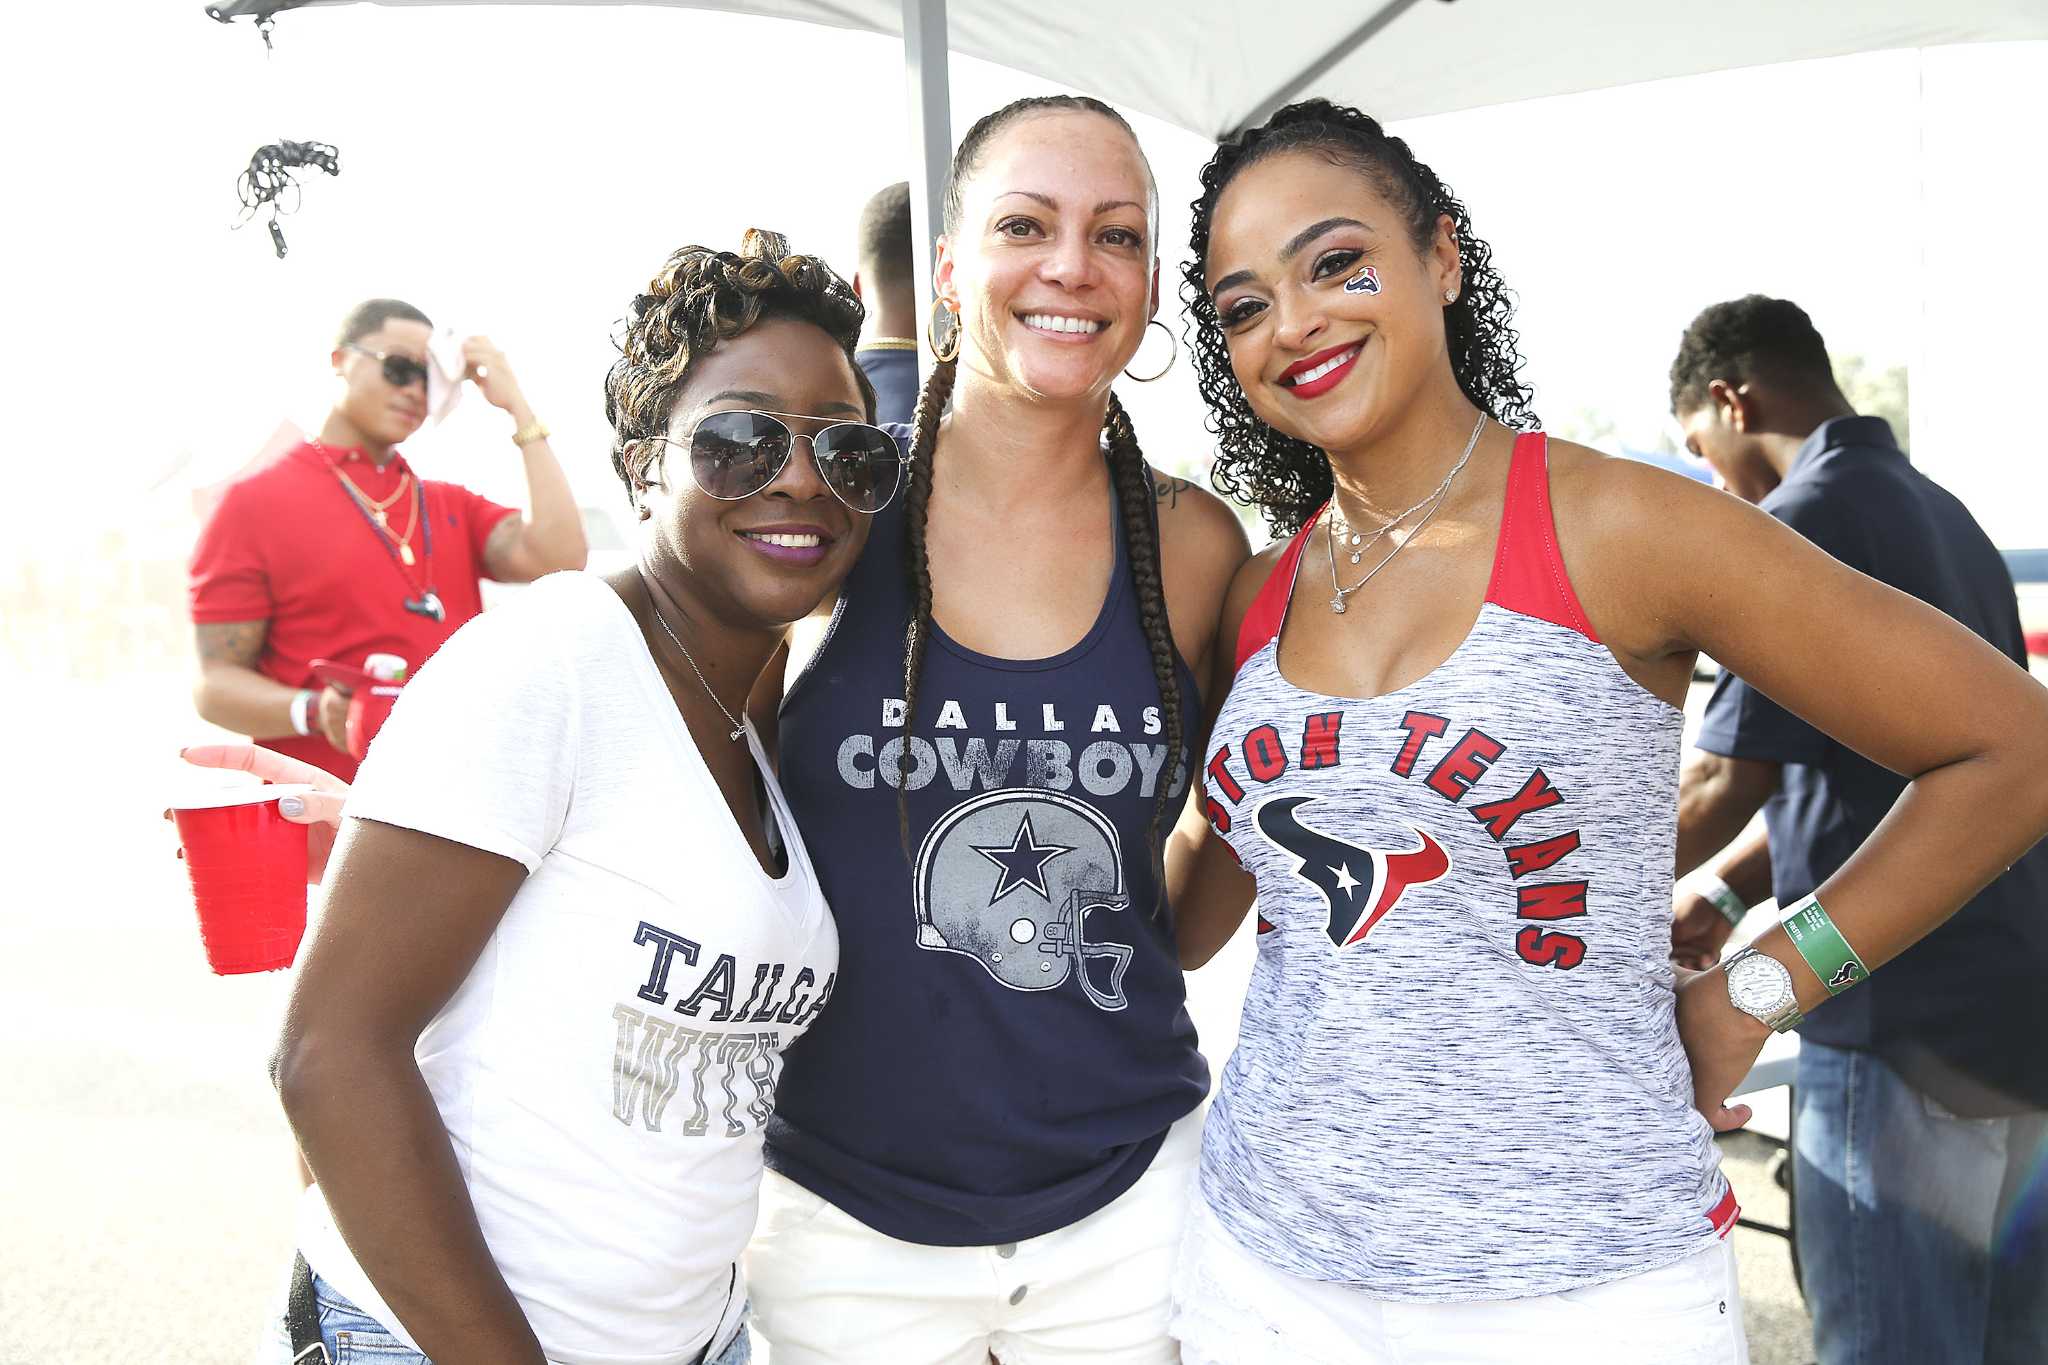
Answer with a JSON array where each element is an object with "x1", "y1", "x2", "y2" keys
[
  {"x1": 1668, "y1": 295, "x2": 2046, "y2": 1365},
  {"x1": 850, "y1": 182, "x2": 921, "y2": 427}
]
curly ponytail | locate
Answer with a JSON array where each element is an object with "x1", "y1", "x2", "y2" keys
[{"x1": 1181, "y1": 99, "x2": 1538, "y2": 538}]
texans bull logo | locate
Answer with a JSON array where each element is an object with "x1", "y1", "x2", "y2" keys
[{"x1": 1254, "y1": 797, "x2": 1451, "y2": 948}]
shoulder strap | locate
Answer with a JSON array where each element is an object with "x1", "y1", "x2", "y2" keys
[
  {"x1": 1483, "y1": 432, "x2": 1599, "y2": 642},
  {"x1": 1233, "y1": 504, "x2": 1323, "y2": 672}
]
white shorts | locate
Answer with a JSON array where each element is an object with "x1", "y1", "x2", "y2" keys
[
  {"x1": 1171, "y1": 1195, "x2": 1749, "y2": 1365},
  {"x1": 744, "y1": 1112, "x2": 1200, "y2": 1365}
]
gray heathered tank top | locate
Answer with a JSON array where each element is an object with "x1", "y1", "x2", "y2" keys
[{"x1": 1199, "y1": 433, "x2": 1736, "y2": 1301}]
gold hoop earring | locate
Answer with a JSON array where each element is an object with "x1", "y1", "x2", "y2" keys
[
  {"x1": 926, "y1": 297, "x2": 961, "y2": 364},
  {"x1": 1122, "y1": 318, "x2": 1177, "y2": 383}
]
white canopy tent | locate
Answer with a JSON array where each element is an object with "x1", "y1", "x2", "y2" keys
[{"x1": 204, "y1": 0, "x2": 2048, "y2": 356}]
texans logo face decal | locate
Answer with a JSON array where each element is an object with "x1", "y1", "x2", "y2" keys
[{"x1": 1254, "y1": 796, "x2": 1451, "y2": 948}]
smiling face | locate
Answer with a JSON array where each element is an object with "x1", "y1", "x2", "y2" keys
[
  {"x1": 331, "y1": 318, "x2": 431, "y2": 446},
  {"x1": 935, "y1": 110, "x2": 1158, "y2": 402},
  {"x1": 1204, "y1": 149, "x2": 1462, "y2": 455},
  {"x1": 639, "y1": 316, "x2": 876, "y2": 630}
]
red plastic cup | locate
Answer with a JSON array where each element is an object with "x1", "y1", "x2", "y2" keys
[
  {"x1": 346, "y1": 685, "x2": 403, "y2": 759},
  {"x1": 170, "y1": 784, "x2": 313, "y2": 975}
]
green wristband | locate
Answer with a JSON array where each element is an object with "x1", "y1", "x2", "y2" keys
[{"x1": 1782, "y1": 895, "x2": 1870, "y2": 996}]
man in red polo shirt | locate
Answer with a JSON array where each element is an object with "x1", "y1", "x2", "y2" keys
[{"x1": 190, "y1": 298, "x2": 588, "y2": 779}]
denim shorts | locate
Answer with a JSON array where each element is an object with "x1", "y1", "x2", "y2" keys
[{"x1": 264, "y1": 1264, "x2": 752, "y2": 1365}]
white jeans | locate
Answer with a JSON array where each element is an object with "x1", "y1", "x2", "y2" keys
[
  {"x1": 1171, "y1": 1194, "x2": 1750, "y2": 1365},
  {"x1": 745, "y1": 1114, "x2": 1200, "y2": 1364}
]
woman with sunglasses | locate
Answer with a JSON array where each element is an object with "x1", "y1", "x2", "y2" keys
[
  {"x1": 743, "y1": 96, "x2": 1250, "y2": 1364},
  {"x1": 252, "y1": 229, "x2": 904, "y2": 1365},
  {"x1": 1164, "y1": 100, "x2": 2048, "y2": 1363}
]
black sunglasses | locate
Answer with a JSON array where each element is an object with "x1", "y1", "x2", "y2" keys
[
  {"x1": 345, "y1": 344, "x2": 430, "y2": 390},
  {"x1": 652, "y1": 409, "x2": 903, "y2": 514}
]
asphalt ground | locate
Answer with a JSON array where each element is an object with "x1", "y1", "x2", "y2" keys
[{"x1": 1, "y1": 686, "x2": 1813, "y2": 1364}]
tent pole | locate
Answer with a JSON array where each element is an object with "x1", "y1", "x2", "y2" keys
[
  {"x1": 902, "y1": 0, "x2": 952, "y2": 380},
  {"x1": 1232, "y1": 0, "x2": 1429, "y2": 135}
]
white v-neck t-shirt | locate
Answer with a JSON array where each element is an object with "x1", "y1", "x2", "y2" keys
[{"x1": 296, "y1": 571, "x2": 838, "y2": 1364}]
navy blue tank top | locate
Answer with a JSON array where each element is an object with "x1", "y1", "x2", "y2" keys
[{"x1": 769, "y1": 431, "x2": 1208, "y2": 1246}]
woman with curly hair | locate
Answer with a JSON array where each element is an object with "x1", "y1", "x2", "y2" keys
[
  {"x1": 257, "y1": 228, "x2": 903, "y2": 1365},
  {"x1": 1166, "y1": 100, "x2": 2048, "y2": 1363},
  {"x1": 744, "y1": 95, "x2": 1248, "y2": 1363}
]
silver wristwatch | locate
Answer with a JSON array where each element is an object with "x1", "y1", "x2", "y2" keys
[{"x1": 1723, "y1": 946, "x2": 1804, "y2": 1033}]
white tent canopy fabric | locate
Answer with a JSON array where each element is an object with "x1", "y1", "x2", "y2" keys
[
  {"x1": 203, "y1": 0, "x2": 2048, "y2": 137},
  {"x1": 203, "y1": 0, "x2": 2047, "y2": 367}
]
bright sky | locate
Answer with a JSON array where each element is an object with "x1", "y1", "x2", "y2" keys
[{"x1": 10, "y1": 7, "x2": 2044, "y2": 552}]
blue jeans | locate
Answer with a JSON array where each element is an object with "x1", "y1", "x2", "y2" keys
[
  {"x1": 264, "y1": 1266, "x2": 753, "y2": 1364},
  {"x1": 1794, "y1": 1039, "x2": 2048, "y2": 1365}
]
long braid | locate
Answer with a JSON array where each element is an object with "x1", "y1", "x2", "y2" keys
[
  {"x1": 1104, "y1": 393, "x2": 1183, "y2": 914},
  {"x1": 896, "y1": 356, "x2": 959, "y2": 855}
]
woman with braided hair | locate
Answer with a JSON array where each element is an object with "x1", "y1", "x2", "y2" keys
[
  {"x1": 1167, "y1": 99, "x2": 2048, "y2": 1362},
  {"x1": 253, "y1": 228, "x2": 906, "y2": 1364},
  {"x1": 745, "y1": 96, "x2": 1249, "y2": 1362}
]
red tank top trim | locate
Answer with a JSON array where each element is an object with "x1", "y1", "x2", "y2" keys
[
  {"x1": 1486, "y1": 432, "x2": 1600, "y2": 643},
  {"x1": 1233, "y1": 503, "x2": 1322, "y2": 672},
  {"x1": 1230, "y1": 430, "x2": 1596, "y2": 674}
]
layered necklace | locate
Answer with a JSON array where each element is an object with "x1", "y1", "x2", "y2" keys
[
  {"x1": 1326, "y1": 413, "x2": 1488, "y2": 615},
  {"x1": 322, "y1": 445, "x2": 445, "y2": 623}
]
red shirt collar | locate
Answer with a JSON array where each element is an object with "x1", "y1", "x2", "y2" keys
[{"x1": 294, "y1": 439, "x2": 416, "y2": 479}]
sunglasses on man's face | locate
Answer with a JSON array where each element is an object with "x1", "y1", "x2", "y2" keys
[
  {"x1": 345, "y1": 344, "x2": 431, "y2": 391},
  {"x1": 651, "y1": 409, "x2": 903, "y2": 514}
]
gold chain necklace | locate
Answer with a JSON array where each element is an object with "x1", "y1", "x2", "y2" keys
[{"x1": 332, "y1": 467, "x2": 421, "y2": 566}]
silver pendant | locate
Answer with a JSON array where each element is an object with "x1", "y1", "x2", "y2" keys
[
  {"x1": 729, "y1": 726, "x2": 746, "y2": 742},
  {"x1": 1349, "y1": 552, "x2": 1363, "y2": 564},
  {"x1": 1330, "y1": 594, "x2": 1347, "y2": 614}
]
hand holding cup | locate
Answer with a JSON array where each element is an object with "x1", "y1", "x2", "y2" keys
[{"x1": 178, "y1": 745, "x2": 350, "y2": 880}]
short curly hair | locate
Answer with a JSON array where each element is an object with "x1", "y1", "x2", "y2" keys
[
  {"x1": 604, "y1": 228, "x2": 875, "y2": 504},
  {"x1": 1668, "y1": 294, "x2": 1835, "y2": 417},
  {"x1": 1182, "y1": 99, "x2": 1538, "y2": 538}
]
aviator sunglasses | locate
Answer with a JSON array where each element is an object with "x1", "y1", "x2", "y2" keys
[
  {"x1": 344, "y1": 344, "x2": 431, "y2": 390},
  {"x1": 650, "y1": 409, "x2": 904, "y2": 514}
]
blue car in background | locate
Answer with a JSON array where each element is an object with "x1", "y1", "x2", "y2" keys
[{"x1": 2005, "y1": 550, "x2": 2048, "y2": 675}]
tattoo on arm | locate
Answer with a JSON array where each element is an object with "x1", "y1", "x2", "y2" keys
[
  {"x1": 1152, "y1": 474, "x2": 1194, "y2": 511},
  {"x1": 482, "y1": 514, "x2": 530, "y2": 581},
  {"x1": 195, "y1": 619, "x2": 268, "y2": 669}
]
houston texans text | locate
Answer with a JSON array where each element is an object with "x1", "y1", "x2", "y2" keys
[{"x1": 1205, "y1": 710, "x2": 1590, "y2": 970}]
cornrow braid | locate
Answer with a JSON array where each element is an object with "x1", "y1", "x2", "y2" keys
[
  {"x1": 604, "y1": 227, "x2": 876, "y2": 506},
  {"x1": 1104, "y1": 392, "x2": 1185, "y2": 908},
  {"x1": 895, "y1": 355, "x2": 957, "y2": 856},
  {"x1": 1182, "y1": 98, "x2": 1538, "y2": 538}
]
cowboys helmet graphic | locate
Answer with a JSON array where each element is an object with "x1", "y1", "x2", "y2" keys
[
  {"x1": 913, "y1": 789, "x2": 1135, "y2": 1011},
  {"x1": 1254, "y1": 796, "x2": 1451, "y2": 948}
]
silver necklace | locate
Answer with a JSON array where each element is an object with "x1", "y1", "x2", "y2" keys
[
  {"x1": 1327, "y1": 413, "x2": 1488, "y2": 615},
  {"x1": 649, "y1": 600, "x2": 746, "y2": 742},
  {"x1": 1328, "y1": 471, "x2": 1446, "y2": 566}
]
